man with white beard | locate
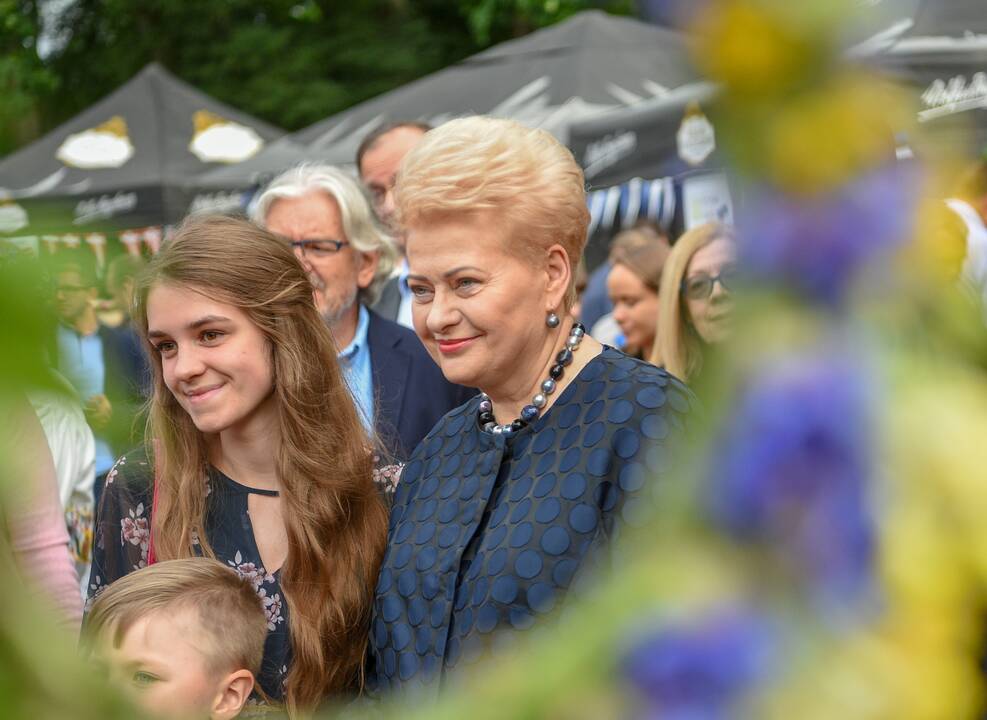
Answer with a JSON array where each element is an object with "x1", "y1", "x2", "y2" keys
[{"x1": 253, "y1": 165, "x2": 473, "y2": 461}]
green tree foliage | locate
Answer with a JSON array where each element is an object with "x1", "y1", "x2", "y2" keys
[
  {"x1": 0, "y1": 0, "x2": 57, "y2": 155},
  {"x1": 8, "y1": 0, "x2": 631, "y2": 148}
]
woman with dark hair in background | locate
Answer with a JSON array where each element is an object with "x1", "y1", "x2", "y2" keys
[{"x1": 606, "y1": 226, "x2": 671, "y2": 359}]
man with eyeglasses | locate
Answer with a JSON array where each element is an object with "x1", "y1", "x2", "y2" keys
[{"x1": 253, "y1": 164, "x2": 473, "y2": 462}]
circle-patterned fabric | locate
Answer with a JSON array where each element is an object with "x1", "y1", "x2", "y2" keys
[{"x1": 369, "y1": 347, "x2": 693, "y2": 692}]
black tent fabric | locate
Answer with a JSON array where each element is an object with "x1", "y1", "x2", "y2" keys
[
  {"x1": 198, "y1": 10, "x2": 701, "y2": 188},
  {"x1": 861, "y1": 0, "x2": 987, "y2": 158},
  {"x1": 0, "y1": 63, "x2": 284, "y2": 239},
  {"x1": 567, "y1": 82, "x2": 718, "y2": 189}
]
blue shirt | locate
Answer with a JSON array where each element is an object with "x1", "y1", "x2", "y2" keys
[
  {"x1": 396, "y1": 259, "x2": 414, "y2": 330},
  {"x1": 56, "y1": 324, "x2": 115, "y2": 475},
  {"x1": 338, "y1": 304, "x2": 374, "y2": 434}
]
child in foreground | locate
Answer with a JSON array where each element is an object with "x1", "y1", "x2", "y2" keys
[{"x1": 85, "y1": 558, "x2": 268, "y2": 719}]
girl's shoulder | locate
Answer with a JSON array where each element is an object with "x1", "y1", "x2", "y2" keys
[{"x1": 103, "y1": 446, "x2": 154, "y2": 498}]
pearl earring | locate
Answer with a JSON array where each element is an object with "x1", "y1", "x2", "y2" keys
[{"x1": 546, "y1": 312, "x2": 560, "y2": 328}]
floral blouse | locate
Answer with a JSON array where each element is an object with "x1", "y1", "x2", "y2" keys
[{"x1": 88, "y1": 449, "x2": 400, "y2": 701}]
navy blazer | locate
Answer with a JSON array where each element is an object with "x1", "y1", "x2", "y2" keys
[{"x1": 367, "y1": 310, "x2": 475, "y2": 462}]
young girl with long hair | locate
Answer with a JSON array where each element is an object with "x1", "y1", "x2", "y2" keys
[{"x1": 88, "y1": 215, "x2": 388, "y2": 715}]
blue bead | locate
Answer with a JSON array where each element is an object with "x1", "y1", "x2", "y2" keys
[
  {"x1": 520, "y1": 405, "x2": 540, "y2": 423},
  {"x1": 541, "y1": 378, "x2": 556, "y2": 394}
]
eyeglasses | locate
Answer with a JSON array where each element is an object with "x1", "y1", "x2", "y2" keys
[
  {"x1": 287, "y1": 238, "x2": 349, "y2": 258},
  {"x1": 680, "y1": 267, "x2": 738, "y2": 300}
]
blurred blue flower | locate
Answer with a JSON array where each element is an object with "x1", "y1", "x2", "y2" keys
[
  {"x1": 706, "y1": 352, "x2": 875, "y2": 611},
  {"x1": 621, "y1": 605, "x2": 776, "y2": 720},
  {"x1": 736, "y1": 163, "x2": 919, "y2": 305}
]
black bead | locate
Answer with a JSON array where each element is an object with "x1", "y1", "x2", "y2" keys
[
  {"x1": 556, "y1": 348, "x2": 573, "y2": 366},
  {"x1": 510, "y1": 419, "x2": 527, "y2": 432},
  {"x1": 478, "y1": 411, "x2": 496, "y2": 425},
  {"x1": 549, "y1": 364, "x2": 565, "y2": 380}
]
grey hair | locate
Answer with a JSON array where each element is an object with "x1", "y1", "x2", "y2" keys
[{"x1": 251, "y1": 163, "x2": 398, "y2": 306}]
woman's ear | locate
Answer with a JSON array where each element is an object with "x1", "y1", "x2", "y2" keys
[
  {"x1": 210, "y1": 669, "x2": 255, "y2": 720},
  {"x1": 544, "y1": 244, "x2": 572, "y2": 312}
]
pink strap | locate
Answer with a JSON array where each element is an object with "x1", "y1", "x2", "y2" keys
[{"x1": 147, "y1": 443, "x2": 160, "y2": 565}]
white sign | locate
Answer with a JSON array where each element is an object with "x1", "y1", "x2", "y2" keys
[
  {"x1": 682, "y1": 173, "x2": 733, "y2": 231},
  {"x1": 677, "y1": 110, "x2": 716, "y2": 166}
]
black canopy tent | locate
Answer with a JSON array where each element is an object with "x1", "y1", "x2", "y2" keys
[
  {"x1": 0, "y1": 63, "x2": 284, "y2": 249},
  {"x1": 860, "y1": 0, "x2": 987, "y2": 158},
  {"x1": 197, "y1": 10, "x2": 701, "y2": 189}
]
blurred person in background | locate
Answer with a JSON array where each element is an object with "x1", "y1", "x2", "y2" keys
[
  {"x1": 53, "y1": 254, "x2": 148, "y2": 511},
  {"x1": 368, "y1": 116, "x2": 693, "y2": 693},
  {"x1": 357, "y1": 121, "x2": 431, "y2": 327},
  {"x1": 29, "y1": 371, "x2": 96, "y2": 600},
  {"x1": 651, "y1": 222, "x2": 737, "y2": 383},
  {"x1": 569, "y1": 258, "x2": 588, "y2": 321},
  {"x1": 89, "y1": 216, "x2": 388, "y2": 714},
  {"x1": 945, "y1": 159, "x2": 987, "y2": 324},
  {"x1": 606, "y1": 227, "x2": 672, "y2": 359},
  {"x1": 253, "y1": 164, "x2": 472, "y2": 462},
  {"x1": 4, "y1": 396, "x2": 83, "y2": 631},
  {"x1": 97, "y1": 254, "x2": 145, "y2": 329}
]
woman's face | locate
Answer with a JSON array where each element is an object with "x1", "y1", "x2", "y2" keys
[
  {"x1": 684, "y1": 237, "x2": 736, "y2": 345},
  {"x1": 146, "y1": 284, "x2": 277, "y2": 437},
  {"x1": 607, "y1": 263, "x2": 659, "y2": 355},
  {"x1": 405, "y1": 215, "x2": 559, "y2": 395}
]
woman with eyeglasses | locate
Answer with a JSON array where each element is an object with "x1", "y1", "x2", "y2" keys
[{"x1": 651, "y1": 223, "x2": 737, "y2": 382}]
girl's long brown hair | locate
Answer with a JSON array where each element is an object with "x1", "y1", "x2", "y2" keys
[{"x1": 133, "y1": 215, "x2": 387, "y2": 716}]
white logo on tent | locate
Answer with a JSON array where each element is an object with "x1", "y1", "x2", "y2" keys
[
  {"x1": 56, "y1": 116, "x2": 135, "y2": 169},
  {"x1": 0, "y1": 202, "x2": 28, "y2": 233},
  {"x1": 920, "y1": 72, "x2": 987, "y2": 121},
  {"x1": 74, "y1": 192, "x2": 138, "y2": 224},
  {"x1": 584, "y1": 132, "x2": 638, "y2": 180},
  {"x1": 189, "y1": 110, "x2": 264, "y2": 163},
  {"x1": 677, "y1": 105, "x2": 715, "y2": 166}
]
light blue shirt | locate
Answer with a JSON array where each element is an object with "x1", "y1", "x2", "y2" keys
[
  {"x1": 56, "y1": 324, "x2": 115, "y2": 475},
  {"x1": 338, "y1": 304, "x2": 374, "y2": 434},
  {"x1": 396, "y1": 259, "x2": 414, "y2": 330}
]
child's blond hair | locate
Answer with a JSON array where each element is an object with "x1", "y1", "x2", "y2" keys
[{"x1": 85, "y1": 558, "x2": 267, "y2": 678}]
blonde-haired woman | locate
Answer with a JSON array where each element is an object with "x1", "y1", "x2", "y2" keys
[
  {"x1": 651, "y1": 222, "x2": 737, "y2": 382},
  {"x1": 88, "y1": 216, "x2": 388, "y2": 715},
  {"x1": 368, "y1": 117, "x2": 694, "y2": 692}
]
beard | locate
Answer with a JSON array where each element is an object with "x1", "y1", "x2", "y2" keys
[{"x1": 310, "y1": 272, "x2": 359, "y2": 328}]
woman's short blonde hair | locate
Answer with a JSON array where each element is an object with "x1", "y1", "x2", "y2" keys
[
  {"x1": 395, "y1": 116, "x2": 590, "y2": 307},
  {"x1": 651, "y1": 222, "x2": 734, "y2": 381}
]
